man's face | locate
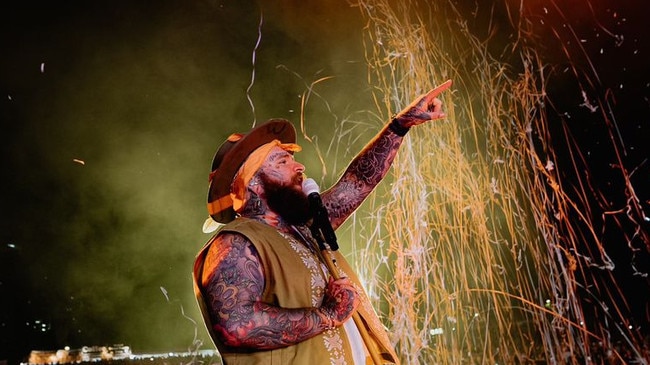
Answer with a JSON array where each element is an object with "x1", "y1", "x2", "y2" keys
[
  {"x1": 259, "y1": 146, "x2": 310, "y2": 224},
  {"x1": 259, "y1": 146, "x2": 305, "y2": 190}
]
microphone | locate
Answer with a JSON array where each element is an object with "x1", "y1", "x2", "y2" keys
[{"x1": 302, "y1": 178, "x2": 339, "y2": 251}]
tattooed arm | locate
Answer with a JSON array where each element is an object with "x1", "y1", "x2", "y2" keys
[
  {"x1": 201, "y1": 232, "x2": 359, "y2": 350},
  {"x1": 323, "y1": 80, "x2": 453, "y2": 229}
]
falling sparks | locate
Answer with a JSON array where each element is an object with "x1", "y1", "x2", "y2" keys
[
  {"x1": 159, "y1": 286, "x2": 169, "y2": 301},
  {"x1": 580, "y1": 90, "x2": 598, "y2": 112},
  {"x1": 347, "y1": 0, "x2": 648, "y2": 363},
  {"x1": 545, "y1": 160, "x2": 555, "y2": 171}
]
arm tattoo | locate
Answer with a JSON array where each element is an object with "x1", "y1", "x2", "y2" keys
[
  {"x1": 202, "y1": 232, "x2": 331, "y2": 350},
  {"x1": 323, "y1": 125, "x2": 403, "y2": 228}
]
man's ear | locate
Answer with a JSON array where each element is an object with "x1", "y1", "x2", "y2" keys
[{"x1": 248, "y1": 175, "x2": 264, "y2": 195}]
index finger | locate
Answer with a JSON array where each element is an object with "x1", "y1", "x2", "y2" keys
[
  {"x1": 433, "y1": 79, "x2": 453, "y2": 94},
  {"x1": 423, "y1": 79, "x2": 453, "y2": 101}
]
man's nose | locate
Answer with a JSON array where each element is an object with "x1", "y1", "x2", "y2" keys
[{"x1": 294, "y1": 161, "x2": 305, "y2": 173}]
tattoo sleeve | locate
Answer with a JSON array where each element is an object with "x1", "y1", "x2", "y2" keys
[
  {"x1": 323, "y1": 123, "x2": 403, "y2": 228},
  {"x1": 201, "y1": 232, "x2": 333, "y2": 350}
]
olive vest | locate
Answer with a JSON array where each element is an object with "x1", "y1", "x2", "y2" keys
[{"x1": 193, "y1": 218, "x2": 399, "y2": 365}]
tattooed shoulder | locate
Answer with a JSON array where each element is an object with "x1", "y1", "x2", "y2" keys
[{"x1": 202, "y1": 232, "x2": 264, "y2": 292}]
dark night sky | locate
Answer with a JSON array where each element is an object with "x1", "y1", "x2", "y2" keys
[{"x1": 1, "y1": 0, "x2": 649, "y2": 363}]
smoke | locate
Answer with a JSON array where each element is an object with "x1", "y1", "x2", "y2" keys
[{"x1": 1, "y1": 0, "x2": 372, "y2": 358}]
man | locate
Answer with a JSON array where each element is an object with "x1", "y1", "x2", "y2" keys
[{"x1": 193, "y1": 80, "x2": 452, "y2": 364}]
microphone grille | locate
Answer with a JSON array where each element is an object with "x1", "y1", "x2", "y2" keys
[{"x1": 302, "y1": 178, "x2": 320, "y2": 195}]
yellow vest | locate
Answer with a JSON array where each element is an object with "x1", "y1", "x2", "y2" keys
[{"x1": 193, "y1": 218, "x2": 399, "y2": 365}]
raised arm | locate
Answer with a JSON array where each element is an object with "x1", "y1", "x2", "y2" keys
[
  {"x1": 322, "y1": 80, "x2": 452, "y2": 229},
  {"x1": 201, "y1": 232, "x2": 359, "y2": 350}
]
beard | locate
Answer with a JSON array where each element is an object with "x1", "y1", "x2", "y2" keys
[{"x1": 260, "y1": 172, "x2": 312, "y2": 225}]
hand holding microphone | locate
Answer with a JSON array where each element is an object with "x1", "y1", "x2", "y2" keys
[
  {"x1": 317, "y1": 277, "x2": 359, "y2": 329},
  {"x1": 302, "y1": 179, "x2": 381, "y2": 363},
  {"x1": 302, "y1": 178, "x2": 339, "y2": 251}
]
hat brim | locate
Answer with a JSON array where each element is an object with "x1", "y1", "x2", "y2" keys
[{"x1": 207, "y1": 119, "x2": 297, "y2": 223}]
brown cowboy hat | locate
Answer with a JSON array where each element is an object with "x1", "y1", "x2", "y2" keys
[{"x1": 207, "y1": 119, "x2": 297, "y2": 223}]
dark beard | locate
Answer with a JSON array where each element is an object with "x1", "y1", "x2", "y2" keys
[{"x1": 261, "y1": 173, "x2": 312, "y2": 225}]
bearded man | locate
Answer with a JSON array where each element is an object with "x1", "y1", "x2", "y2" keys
[{"x1": 193, "y1": 81, "x2": 452, "y2": 365}]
